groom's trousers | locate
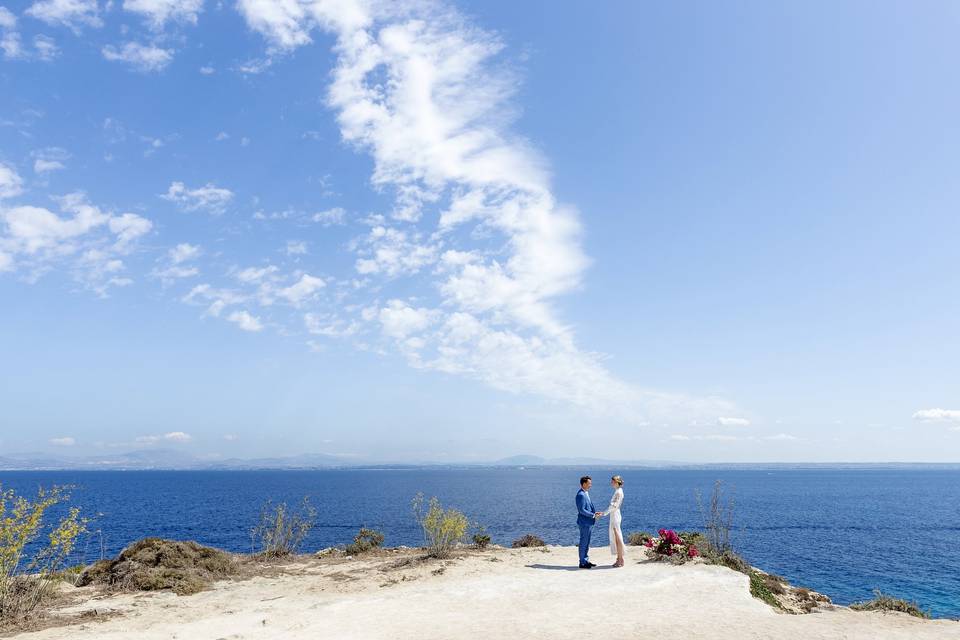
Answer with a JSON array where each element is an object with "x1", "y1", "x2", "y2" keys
[{"x1": 578, "y1": 523, "x2": 592, "y2": 565}]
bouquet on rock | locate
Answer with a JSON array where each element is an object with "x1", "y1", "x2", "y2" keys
[{"x1": 643, "y1": 529, "x2": 700, "y2": 564}]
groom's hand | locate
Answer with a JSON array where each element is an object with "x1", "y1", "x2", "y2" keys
[{"x1": 595, "y1": 511, "x2": 602, "y2": 518}]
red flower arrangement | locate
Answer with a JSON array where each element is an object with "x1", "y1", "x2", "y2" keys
[{"x1": 645, "y1": 529, "x2": 701, "y2": 564}]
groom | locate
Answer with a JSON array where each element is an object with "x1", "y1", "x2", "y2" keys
[{"x1": 575, "y1": 475, "x2": 602, "y2": 568}]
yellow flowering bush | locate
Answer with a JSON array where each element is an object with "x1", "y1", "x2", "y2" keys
[
  {"x1": 411, "y1": 493, "x2": 468, "y2": 559},
  {"x1": 0, "y1": 485, "x2": 86, "y2": 626}
]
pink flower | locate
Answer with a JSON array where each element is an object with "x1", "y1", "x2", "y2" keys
[
  {"x1": 688, "y1": 545, "x2": 699, "y2": 558},
  {"x1": 643, "y1": 538, "x2": 654, "y2": 548}
]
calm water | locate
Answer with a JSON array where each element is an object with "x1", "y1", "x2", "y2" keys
[{"x1": 2, "y1": 468, "x2": 958, "y2": 618}]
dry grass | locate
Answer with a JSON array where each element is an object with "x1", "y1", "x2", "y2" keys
[
  {"x1": 77, "y1": 538, "x2": 239, "y2": 596},
  {"x1": 851, "y1": 591, "x2": 930, "y2": 619},
  {"x1": 510, "y1": 535, "x2": 545, "y2": 548}
]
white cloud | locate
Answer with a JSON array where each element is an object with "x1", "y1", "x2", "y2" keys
[
  {"x1": 717, "y1": 417, "x2": 750, "y2": 427},
  {"x1": 154, "y1": 264, "x2": 198, "y2": 282},
  {"x1": 0, "y1": 7, "x2": 15, "y2": 29},
  {"x1": 304, "y1": 312, "x2": 357, "y2": 337},
  {"x1": 763, "y1": 433, "x2": 799, "y2": 441},
  {"x1": 236, "y1": 0, "x2": 314, "y2": 51},
  {"x1": 152, "y1": 243, "x2": 201, "y2": 284},
  {"x1": 199, "y1": 64, "x2": 214, "y2": 75},
  {"x1": 34, "y1": 159, "x2": 64, "y2": 173},
  {"x1": 183, "y1": 283, "x2": 245, "y2": 316},
  {"x1": 49, "y1": 436, "x2": 75, "y2": 446},
  {"x1": 0, "y1": 162, "x2": 23, "y2": 198},
  {"x1": 33, "y1": 34, "x2": 58, "y2": 60},
  {"x1": 312, "y1": 206, "x2": 345, "y2": 226},
  {"x1": 138, "y1": 431, "x2": 192, "y2": 444},
  {"x1": 102, "y1": 41, "x2": 174, "y2": 72},
  {"x1": 215, "y1": 131, "x2": 229, "y2": 141},
  {"x1": 31, "y1": 147, "x2": 70, "y2": 174},
  {"x1": 235, "y1": 264, "x2": 278, "y2": 283},
  {"x1": 913, "y1": 408, "x2": 960, "y2": 423},
  {"x1": 285, "y1": 240, "x2": 307, "y2": 255},
  {"x1": 0, "y1": 251, "x2": 12, "y2": 272},
  {"x1": 227, "y1": 309, "x2": 263, "y2": 332},
  {"x1": 25, "y1": 0, "x2": 102, "y2": 31},
  {"x1": 109, "y1": 212, "x2": 153, "y2": 248},
  {"x1": 0, "y1": 193, "x2": 150, "y2": 291},
  {"x1": 169, "y1": 242, "x2": 201, "y2": 264},
  {"x1": 276, "y1": 273, "x2": 325, "y2": 305},
  {"x1": 378, "y1": 300, "x2": 438, "y2": 339},
  {"x1": 161, "y1": 181, "x2": 234, "y2": 214},
  {"x1": 2, "y1": 198, "x2": 109, "y2": 253},
  {"x1": 123, "y1": 0, "x2": 202, "y2": 28},
  {"x1": 353, "y1": 225, "x2": 438, "y2": 277},
  {"x1": 0, "y1": 8, "x2": 22, "y2": 59},
  {"x1": 0, "y1": 30, "x2": 22, "y2": 59}
]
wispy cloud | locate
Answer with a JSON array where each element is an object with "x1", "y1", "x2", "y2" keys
[
  {"x1": 137, "y1": 431, "x2": 192, "y2": 444},
  {"x1": 913, "y1": 408, "x2": 960, "y2": 423},
  {"x1": 717, "y1": 416, "x2": 750, "y2": 427},
  {"x1": 235, "y1": 0, "x2": 737, "y2": 425},
  {"x1": 26, "y1": 0, "x2": 102, "y2": 32},
  {"x1": 123, "y1": 0, "x2": 202, "y2": 29},
  {"x1": 102, "y1": 41, "x2": 174, "y2": 72},
  {"x1": 161, "y1": 181, "x2": 234, "y2": 214}
]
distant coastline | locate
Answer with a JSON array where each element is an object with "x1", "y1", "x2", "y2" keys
[{"x1": 2, "y1": 450, "x2": 958, "y2": 472}]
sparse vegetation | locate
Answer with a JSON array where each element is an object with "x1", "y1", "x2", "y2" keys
[
  {"x1": 471, "y1": 524, "x2": 491, "y2": 549},
  {"x1": 411, "y1": 494, "x2": 469, "y2": 559},
  {"x1": 627, "y1": 531, "x2": 652, "y2": 546},
  {"x1": 250, "y1": 498, "x2": 317, "y2": 558},
  {"x1": 695, "y1": 480, "x2": 734, "y2": 553},
  {"x1": 749, "y1": 569, "x2": 783, "y2": 609},
  {"x1": 851, "y1": 590, "x2": 930, "y2": 618},
  {"x1": 0, "y1": 484, "x2": 86, "y2": 628},
  {"x1": 78, "y1": 538, "x2": 237, "y2": 596},
  {"x1": 344, "y1": 528, "x2": 385, "y2": 555},
  {"x1": 511, "y1": 534, "x2": 545, "y2": 548}
]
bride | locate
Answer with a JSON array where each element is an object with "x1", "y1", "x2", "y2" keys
[{"x1": 604, "y1": 475, "x2": 625, "y2": 567}]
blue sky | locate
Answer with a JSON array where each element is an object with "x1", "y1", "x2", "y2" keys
[{"x1": 1, "y1": 0, "x2": 958, "y2": 463}]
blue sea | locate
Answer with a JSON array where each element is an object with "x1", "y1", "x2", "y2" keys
[{"x1": 2, "y1": 468, "x2": 958, "y2": 619}]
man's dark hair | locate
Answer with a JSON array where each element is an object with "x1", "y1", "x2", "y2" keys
[{"x1": 580, "y1": 476, "x2": 591, "y2": 486}]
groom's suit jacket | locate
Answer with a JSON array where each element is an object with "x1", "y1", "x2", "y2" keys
[{"x1": 576, "y1": 488, "x2": 597, "y2": 527}]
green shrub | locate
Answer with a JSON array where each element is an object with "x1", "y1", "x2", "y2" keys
[
  {"x1": 250, "y1": 498, "x2": 316, "y2": 558},
  {"x1": 749, "y1": 570, "x2": 783, "y2": 610},
  {"x1": 511, "y1": 534, "x2": 546, "y2": 548},
  {"x1": 344, "y1": 528, "x2": 385, "y2": 555},
  {"x1": 851, "y1": 590, "x2": 930, "y2": 618},
  {"x1": 472, "y1": 524, "x2": 491, "y2": 549},
  {"x1": 0, "y1": 484, "x2": 86, "y2": 627},
  {"x1": 627, "y1": 531, "x2": 652, "y2": 546},
  {"x1": 411, "y1": 494, "x2": 469, "y2": 559}
]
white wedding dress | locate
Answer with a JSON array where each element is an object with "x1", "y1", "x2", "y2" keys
[{"x1": 606, "y1": 487, "x2": 624, "y2": 555}]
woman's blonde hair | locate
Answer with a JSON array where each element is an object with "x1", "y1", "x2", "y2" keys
[{"x1": 611, "y1": 475, "x2": 624, "y2": 487}]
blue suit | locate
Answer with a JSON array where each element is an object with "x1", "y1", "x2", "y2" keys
[{"x1": 575, "y1": 488, "x2": 597, "y2": 566}]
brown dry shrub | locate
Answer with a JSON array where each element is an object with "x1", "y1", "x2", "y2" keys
[
  {"x1": 511, "y1": 535, "x2": 545, "y2": 548},
  {"x1": 78, "y1": 538, "x2": 238, "y2": 596}
]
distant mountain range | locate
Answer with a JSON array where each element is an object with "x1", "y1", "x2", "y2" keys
[{"x1": 0, "y1": 450, "x2": 955, "y2": 471}]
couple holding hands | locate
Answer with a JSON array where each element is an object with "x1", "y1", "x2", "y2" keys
[{"x1": 575, "y1": 475, "x2": 625, "y2": 568}]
